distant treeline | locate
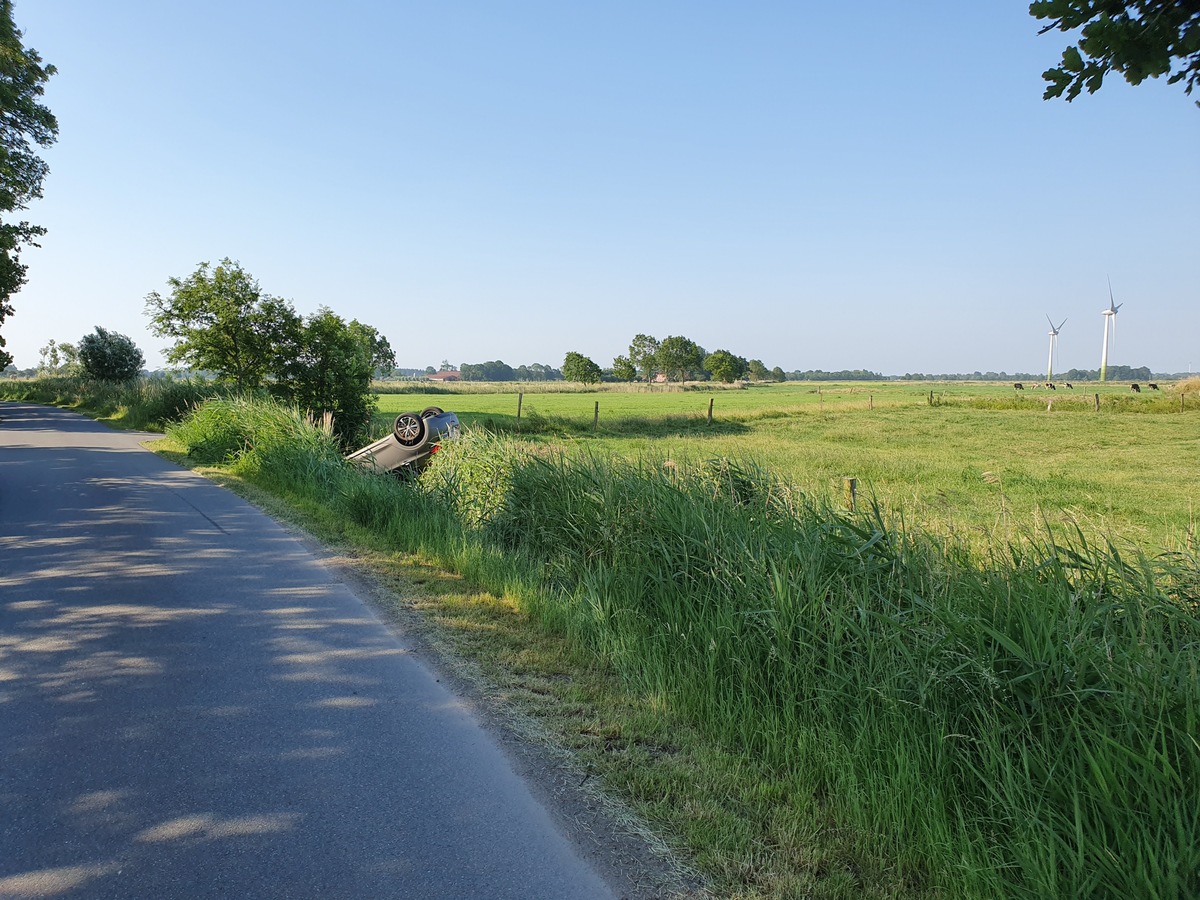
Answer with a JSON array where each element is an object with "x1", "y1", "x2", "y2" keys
[
  {"x1": 897, "y1": 366, "x2": 1162, "y2": 382},
  {"x1": 784, "y1": 369, "x2": 884, "y2": 381},
  {"x1": 459, "y1": 361, "x2": 565, "y2": 382}
]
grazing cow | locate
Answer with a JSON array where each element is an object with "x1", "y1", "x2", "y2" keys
[
  {"x1": 1013, "y1": 382, "x2": 1024, "y2": 390},
  {"x1": 1065, "y1": 382, "x2": 1074, "y2": 389},
  {"x1": 1130, "y1": 383, "x2": 1141, "y2": 393},
  {"x1": 1149, "y1": 383, "x2": 1159, "y2": 390},
  {"x1": 1046, "y1": 382, "x2": 1056, "y2": 390}
]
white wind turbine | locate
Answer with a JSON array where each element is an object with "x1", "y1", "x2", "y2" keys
[
  {"x1": 1099, "y1": 278, "x2": 1123, "y2": 382},
  {"x1": 1046, "y1": 315, "x2": 1066, "y2": 382}
]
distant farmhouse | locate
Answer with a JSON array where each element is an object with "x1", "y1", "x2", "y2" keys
[{"x1": 426, "y1": 370, "x2": 461, "y2": 382}]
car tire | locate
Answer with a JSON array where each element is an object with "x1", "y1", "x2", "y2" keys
[
  {"x1": 393, "y1": 412, "x2": 429, "y2": 447},
  {"x1": 420, "y1": 406, "x2": 445, "y2": 418}
]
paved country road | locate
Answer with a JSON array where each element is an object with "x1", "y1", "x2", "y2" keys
[{"x1": 0, "y1": 402, "x2": 620, "y2": 899}]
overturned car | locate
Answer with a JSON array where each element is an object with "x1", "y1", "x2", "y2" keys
[{"x1": 345, "y1": 406, "x2": 460, "y2": 474}]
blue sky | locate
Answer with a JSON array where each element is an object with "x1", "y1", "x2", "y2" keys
[{"x1": 8, "y1": 1, "x2": 1198, "y2": 375}]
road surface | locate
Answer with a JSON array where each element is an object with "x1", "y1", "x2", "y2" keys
[{"x1": 0, "y1": 402, "x2": 617, "y2": 899}]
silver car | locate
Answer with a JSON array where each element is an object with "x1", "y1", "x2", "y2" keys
[{"x1": 345, "y1": 406, "x2": 460, "y2": 474}]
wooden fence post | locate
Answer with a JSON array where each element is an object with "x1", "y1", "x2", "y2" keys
[
  {"x1": 593, "y1": 400, "x2": 599, "y2": 431},
  {"x1": 516, "y1": 391, "x2": 523, "y2": 426},
  {"x1": 869, "y1": 394, "x2": 873, "y2": 410},
  {"x1": 1094, "y1": 393, "x2": 1100, "y2": 412},
  {"x1": 707, "y1": 397, "x2": 714, "y2": 425},
  {"x1": 843, "y1": 477, "x2": 857, "y2": 512}
]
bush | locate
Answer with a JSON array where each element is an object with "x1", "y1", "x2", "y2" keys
[{"x1": 77, "y1": 327, "x2": 144, "y2": 381}]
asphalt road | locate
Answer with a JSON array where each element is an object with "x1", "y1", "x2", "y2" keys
[{"x1": 0, "y1": 402, "x2": 616, "y2": 899}]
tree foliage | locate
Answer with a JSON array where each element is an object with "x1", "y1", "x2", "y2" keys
[
  {"x1": 277, "y1": 308, "x2": 378, "y2": 445},
  {"x1": 627, "y1": 334, "x2": 660, "y2": 382},
  {"x1": 145, "y1": 259, "x2": 300, "y2": 389},
  {"x1": 460, "y1": 359, "x2": 516, "y2": 381},
  {"x1": 1031, "y1": 1, "x2": 1200, "y2": 104},
  {"x1": 78, "y1": 327, "x2": 144, "y2": 381},
  {"x1": 611, "y1": 354, "x2": 637, "y2": 381},
  {"x1": 703, "y1": 349, "x2": 748, "y2": 383},
  {"x1": 562, "y1": 351, "x2": 602, "y2": 384},
  {"x1": 144, "y1": 260, "x2": 390, "y2": 446},
  {"x1": 37, "y1": 337, "x2": 78, "y2": 375},
  {"x1": 0, "y1": 1, "x2": 58, "y2": 369},
  {"x1": 656, "y1": 335, "x2": 706, "y2": 382}
]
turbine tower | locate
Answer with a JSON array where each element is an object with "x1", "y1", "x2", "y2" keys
[
  {"x1": 1046, "y1": 316, "x2": 1066, "y2": 382},
  {"x1": 1099, "y1": 278, "x2": 1122, "y2": 382}
]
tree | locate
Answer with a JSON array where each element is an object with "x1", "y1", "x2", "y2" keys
[
  {"x1": 611, "y1": 354, "x2": 637, "y2": 381},
  {"x1": 145, "y1": 259, "x2": 301, "y2": 389},
  {"x1": 657, "y1": 335, "x2": 706, "y2": 382},
  {"x1": 703, "y1": 349, "x2": 748, "y2": 383},
  {"x1": 747, "y1": 359, "x2": 769, "y2": 382},
  {"x1": 348, "y1": 320, "x2": 394, "y2": 377},
  {"x1": 627, "y1": 334, "x2": 660, "y2": 382},
  {"x1": 562, "y1": 351, "x2": 602, "y2": 384},
  {"x1": 277, "y1": 307, "x2": 379, "y2": 445},
  {"x1": 0, "y1": 2, "x2": 58, "y2": 369},
  {"x1": 459, "y1": 360, "x2": 516, "y2": 381},
  {"x1": 1031, "y1": 1, "x2": 1200, "y2": 105},
  {"x1": 770, "y1": 365, "x2": 786, "y2": 382},
  {"x1": 37, "y1": 338, "x2": 78, "y2": 375},
  {"x1": 78, "y1": 327, "x2": 144, "y2": 381}
]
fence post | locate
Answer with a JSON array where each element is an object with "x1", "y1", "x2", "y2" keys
[
  {"x1": 593, "y1": 400, "x2": 599, "y2": 431},
  {"x1": 869, "y1": 394, "x2": 873, "y2": 410},
  {"x1": 707, "y1": 397, "x2": 714, "y2": 425},
  {"x1": 517, "y1": 391, "x2": 523, "y2": 426},
  {"x1": 1094, "y1": 393, "x2": 1100, "y2": 412},
  {"x1": 843, "y1": 477, "x2": 857, "y2": 512}
]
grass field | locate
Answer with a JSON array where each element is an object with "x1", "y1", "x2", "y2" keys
[{"x1": 374, "y1": 380, "x2": 1200, "y2": 550}]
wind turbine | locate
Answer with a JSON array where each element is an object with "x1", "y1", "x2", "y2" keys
[
  {"x1": 1046, "y1": 315, "x2": 1066, "y2": 382},
  {"x1": 1099, "y1": 278, "x2": 1123, "y2": 382}
]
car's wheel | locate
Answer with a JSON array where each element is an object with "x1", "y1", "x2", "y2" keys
[
  {"x1": 420, "y1": 406, "x2": 444, "y2": 418},
  {"x1": 393, "y1": 412, "x2": 429, "y2": 447}
]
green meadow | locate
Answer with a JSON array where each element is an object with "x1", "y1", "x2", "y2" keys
[{"x1": 375, "y1": 380, "x2": 1200, "y2": 550}]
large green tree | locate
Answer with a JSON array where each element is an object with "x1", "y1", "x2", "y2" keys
[
  {"x1": 656, "y1": 335, "x2": 706, "y2": 382},
  {"x1": 562, "y1": 351, "x2": 602, "y2": 384},
  {"x1": 627, "y1": 333, "x2": 660, "y2": 382},
  {"x1": 0, "y1": 1, "x2": 58, "y2": 369},
  {"x1": 278, "y1": 308, "x2": 381, "y2": 445},
  {"x1": 145, "y1": 259, "x2": 301, "y2": 389},
  {"x1": 1031, "y1": 1, "x2": 1200, "y2": 104},
  {"x1": 703, "y1": 349, "x2": 748, "y2": 383},
  {"x1": 611, "y1": 354, "x2": 636, "y2": 381}
]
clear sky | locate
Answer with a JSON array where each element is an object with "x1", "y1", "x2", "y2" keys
[{"x1": 7, "y1": 1, "x2": 1198, "y2": 375}]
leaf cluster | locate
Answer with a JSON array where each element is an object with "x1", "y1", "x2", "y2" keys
[
  {"x1": 561, "y1": 350, "x2": 602, "y2": 383},
  {"x1": 1032, "y1": 0, "x2": 1200, "y2": 104},
  {"x1": 0, "y1": 1, "x2": 58, "y2": 367},
  {"x1": 77, "y1": 326, "x2": 145, "y2": 382}
]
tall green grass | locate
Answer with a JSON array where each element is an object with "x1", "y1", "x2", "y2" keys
[
  {"x1": 0, "y1": 374, "x2": 229, "y2": 430},
  {"x1": 165, "y1": 401, "x2": 1200, "y2": 898},
  {"x1": 422, "y1": 431, "x2": 1200, "y2": 898}
]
